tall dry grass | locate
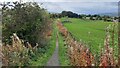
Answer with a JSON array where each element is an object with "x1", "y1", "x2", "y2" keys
[{"x1": 1, "y1": 33, "x2": 38, "y2": 66}]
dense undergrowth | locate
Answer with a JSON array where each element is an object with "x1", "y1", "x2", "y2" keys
[
  {"x1": 30, "y1": 21, "x2": 57, "y2": 66},
  {"x1": 1, "y1": 2, "x2": 53, "y2": 66}
]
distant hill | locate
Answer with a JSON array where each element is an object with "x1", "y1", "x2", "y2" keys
[{"x1": 99, "y1": 12, "x2": 118, "y2": 17}]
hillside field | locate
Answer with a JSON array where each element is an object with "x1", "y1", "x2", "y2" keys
[{"x1": 61, "y1": 18, "x2": 118, "y2": 57}]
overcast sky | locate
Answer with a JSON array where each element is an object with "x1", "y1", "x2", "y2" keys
[
  {"x1": 40, "y1": 2, "x2": 118, "y2": 14},
  {"x1": 0, "y1": 0, "x2": 119, "y2": 2},
  {"x1": 0, "y1": 0, "x2": 119, "y2": 14}
]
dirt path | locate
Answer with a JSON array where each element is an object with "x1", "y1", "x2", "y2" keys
[{"x1": 46, "y1": 33, "x2": 60, "y2": 66}]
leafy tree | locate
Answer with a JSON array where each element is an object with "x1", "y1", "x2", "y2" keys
[
  {"x1": 61, "y1": 11, "x2": 79, "y2": 18},
  {"x1": 2, "y1": 2, "x2": 52, "y2": 47},
  {"x1": 78, "y1": 14, "x2": 82, "y2": 19}
]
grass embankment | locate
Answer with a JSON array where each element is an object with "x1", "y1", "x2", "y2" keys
[
  {"x1": 61, "y1": 18, "x2": 118, "y2": 58},
  {"x1": 58, "y1": 31, "x2": 70, "y2": 66},
  {"x1": 30, "y1": 21, "x2": 57, "y2": 66}
]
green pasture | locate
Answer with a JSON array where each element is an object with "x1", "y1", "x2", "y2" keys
[{"x1": 61, "y1": 18, "x2": 118, "y2": 60}]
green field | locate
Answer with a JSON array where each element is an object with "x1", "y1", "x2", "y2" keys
[{"x1": 61, "y1": 18, "x2": 118, "y2": 57}]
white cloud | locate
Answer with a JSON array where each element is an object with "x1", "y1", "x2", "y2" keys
[
  {"x1": 34, "y1": 0, "x2": 119, "y2": 2},
  {"x1": 41, "y1": 2, "x2": 64, "y2": 13},
  {"x1": 0, "y1": 0, "x2": 120, "y2": 2},
  {"x1": 41, "y1": 2, "x2": 118, "y2": 14}
]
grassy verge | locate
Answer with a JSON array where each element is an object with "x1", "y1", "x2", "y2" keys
[
  {"x1": 57, "y1": 22, "x2": 71, "y2": 66},
  {"x1": 30, "y1": 21, "x2": 57, "y2": 66}
]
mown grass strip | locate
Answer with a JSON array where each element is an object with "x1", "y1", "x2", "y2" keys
[
  {"x1": 58, "y1": 33, "x2": 71, "y2": 66},
  {"x1": 56, "y1": 19, "x2": 71, "y2": 66}
]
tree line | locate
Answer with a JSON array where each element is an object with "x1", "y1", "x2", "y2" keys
[{"x1": 50, "y1": 11, "x2": 118, "y2": 22}]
